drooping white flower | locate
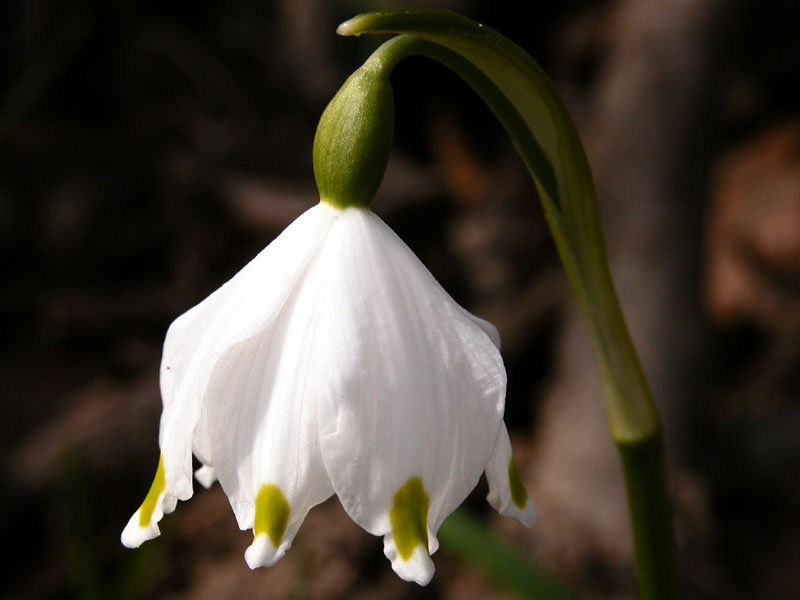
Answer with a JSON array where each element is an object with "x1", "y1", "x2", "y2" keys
[{"x1": 121, "y1": 201, "x2": 537, "y2": 585}]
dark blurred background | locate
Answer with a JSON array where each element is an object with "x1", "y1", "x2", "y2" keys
[{"x1": 2, "y1": 0, "x2": 800, "y2": 598}]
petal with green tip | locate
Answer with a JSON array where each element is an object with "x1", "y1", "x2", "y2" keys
[
  {"x1": 485, "y1": 425, "x2": 538, "y2": 526},
  {"x1": 313, "y1": 208, "x2": 505, "y2": 584}
]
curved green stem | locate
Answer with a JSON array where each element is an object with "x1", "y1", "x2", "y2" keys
[
  {"x1": 619, "y1": 432, "x2": 681, "y2": 599},
  {"x1": 339, "y1": 9, "x2": 680, "y2": 598},
  {"x1": 345, "y1": 15, "x2": 657, "y2": 443}
]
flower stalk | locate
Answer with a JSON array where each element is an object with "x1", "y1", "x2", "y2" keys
[{"x1": 337, "y1": 9, "x2": 680, "y2": 598}]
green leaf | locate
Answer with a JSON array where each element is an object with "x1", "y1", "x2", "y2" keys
[{"x1": 439, "y1": 509, "x2": 576, "y2": 599}]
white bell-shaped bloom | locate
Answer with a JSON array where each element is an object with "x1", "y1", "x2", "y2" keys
[{"x1": 121, "y1": 201, "x2": 537, "y2": 585}]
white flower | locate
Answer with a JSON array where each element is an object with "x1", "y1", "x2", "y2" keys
[{"x1": 121, "y1": 201, "x2": 537, "y2": 585}]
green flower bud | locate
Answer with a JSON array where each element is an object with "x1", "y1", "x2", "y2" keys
[{"x1": 313, "y1": 61, "x2": 394, "y2": 209}]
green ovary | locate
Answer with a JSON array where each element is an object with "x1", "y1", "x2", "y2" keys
[
  {"x1": 139, "y1": 454, "x2": 166, "y2": 527},
  {"x1": 508, "y1": 458, "x2": 529, "y2": 509},
  {"x1": 390, "y1": 477, "x2": 430, "y2": 560},
  {"x1": 254, "y1": 484, "x2": 291, "y2": 547}
]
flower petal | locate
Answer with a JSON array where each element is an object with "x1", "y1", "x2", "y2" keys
[
  {"x1": 191, "y1": 403, "x2": 216, "y2": 488},
  {"x1": 485, "y1": 424, "x2": 538, "y2": 526},
  {"x1": 122, "y1": 203, "x2": 336, "y2": 545},
  {"x1": 465, "y1": 313, "x2": 501, "y2": 350},
  {"x1": 194, "y1": 464, "x2": 217, "y2": 489},
  {"x1": 121, "y1": 454, "x2": 178, "y2": 547},
  {"x1": 314, "y1": 208, "x2": 506, "y2": 584},
  {"x1": 202, "y1": 217, "x2": 338, "y2": 567},
  {"x1": 382, "y1": 476, "x2": 435, "y2": 585}
]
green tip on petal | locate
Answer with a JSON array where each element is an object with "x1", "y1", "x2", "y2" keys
[
  {"x1": 390, "y1": 477, "x2": 430, "y2": 560},
  {"x1": 139, "y1": 454, "x2": 166, "y2": 527},
  {"x1": 254, "y1": 484, "x2": 291, "y2": 547},
  {"x1": 508, "y1": 458, "x2": 529, "y2": 510}
]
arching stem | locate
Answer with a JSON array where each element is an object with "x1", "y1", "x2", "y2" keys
[{"x1": 340, "y1": 11, "x2": 680, "y2": 599}]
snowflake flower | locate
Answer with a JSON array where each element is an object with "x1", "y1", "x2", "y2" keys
[{"x1": 121, "y1": 201, "x2": 537, "y2": 585}]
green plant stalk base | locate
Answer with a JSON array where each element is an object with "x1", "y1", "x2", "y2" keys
[{"x1": 618, "y1": 431, "x2": 681, "y2": 600}]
